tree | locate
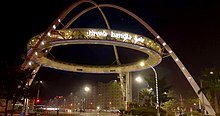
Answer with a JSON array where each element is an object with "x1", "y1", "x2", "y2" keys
[
  {"x1": 198, "y1": 67, "x2": 220, "y2": 113},
  {"x1": 0, "y1": 63, "x2": 20, "y2": 116},
  {"x1": 143, "y1": 75, "x2": 173, "y2": 107},
  {"x1": 161, "y1": 91, "x2": 178, "y2": 111},
  {"x1": 139, "y1": 88, "x2": 154, "y2": 106},
  {"x1": 0, "y1": 63, "x2": 34, "y2": 116},
  {"x1": 184, "y1": 97, "x2": 200, "y2": 110}
]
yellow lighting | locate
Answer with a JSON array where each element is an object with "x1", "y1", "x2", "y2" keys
[
  {"x1": 58, "y1": 19, "x2": 61, "y2": 23},
  {"x1": 84, "y1": 86, "x2": 90, "y2": 92},
  {"x1": 47, "y1": 32, "x2": 51, "y2": 36},
  {"x1": 162, "y1": 42, "x2": 166, "y2": 46},
  {"x1": 53, "y1": 25, "x2": 56, "y2": 29},
  {"x1": 156, "y1": 35, "x2": 160, "y2": 38},
  {"x1": 28, "y1": 62, "x2": 32, "y2": 66},
  {"x1": 175, "y1": 58, "x2": 179, "y2": 62},
  {"x1": 169, "y1": 50, "x2": 173, "y2": 53},
  {"x1": 35, "y1": 52, "x2": 38, "y2": 56},
  {"x1": 188, "y1": 77, "x2": 192, "y2": 80},
  {"x1": 139, "y1": 62, "x2": 145, "y2": 67},
  {"x1": 41, "y1": 41, "x2": 45, "y2": 45},
  {"x1": 135, "y1": 76, "x2": 142, "y2": 83}
]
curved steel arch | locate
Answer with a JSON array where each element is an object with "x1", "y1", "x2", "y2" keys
[
  {"x1": 22, "y1": 0, "x2": 111, "y2": 65},
  {"x1": 21, "y1": 0, "x2": 215, "y2": 115}
]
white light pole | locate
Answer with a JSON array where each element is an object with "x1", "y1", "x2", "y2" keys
[
  {"x1": 150, "y1": 66, "x2": 160, "y2": 116},
  {"x1": 209, "y1": 71, "x2": 218, "y2": 114},
  {"x1": 37, "y1": 81, "x2": 43, "y2": 99},
  {"x1": 139, "y1": 62, "x2": 160, "y2": 116},
  {"x1": 135, "y1": 76, "x2": 143, "y2": 103},
  {"x1": 84, "y1": 86, "x2": 90, "y2": 112}
]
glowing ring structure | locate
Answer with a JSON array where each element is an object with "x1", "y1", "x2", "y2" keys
[{"x1": 28, "y1": 28, "x2": 162, "y2": 73}]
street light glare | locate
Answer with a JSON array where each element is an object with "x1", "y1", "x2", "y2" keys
[
  {"x1": 148, "y1": 88, "x2": 153, "y2": 91},
  {"x1": 84, "y1": 86, "x2": 90, "y2": 92},
  {"x1": 135, "y1": 76, "x2": 143, "y2": 83},
  {"x1": 139, "y1": 61, "x2": 145, "y2": 67}
]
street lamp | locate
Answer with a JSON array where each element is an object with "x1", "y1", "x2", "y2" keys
[
  {"x1": 135, "y1": 76, "x2": 143, "y2": 103},
  {"x1": 84, "y1": 86, "x2": 90, "y2": 92},
  {"x1": 83, "y1": 86, "x2": 90, "y2": 112},
  {"x1": 135, "y1": 76, "x2": 143, "y2": 83},
  {"x1": 150, "y1": 66, "x2": 160, "y2": 116},
  {"x1": 139, "y1": 61, "x2": 160, "y2": 116},
  {"x1": 37, "y1": 81, "x2": 43, "y2": 100}
]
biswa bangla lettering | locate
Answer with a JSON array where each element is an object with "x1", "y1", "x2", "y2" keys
[{"x1": 87, "y1": 30, "x2": 144, "y2": 43}]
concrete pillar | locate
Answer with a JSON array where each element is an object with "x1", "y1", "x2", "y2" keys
[{"x1": 125, "y1": 72, "x2": 132, "y2": 110}]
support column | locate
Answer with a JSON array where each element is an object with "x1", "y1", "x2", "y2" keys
[
  {"x1": 125, "y1": 72, "x2": 132, "y2": 111},
  {"x1": 118, "y1": 73, "x2": 126, "y2": 108},
  {"x1": 24, "y1": 98, "x2": 29, "y2": 115}
]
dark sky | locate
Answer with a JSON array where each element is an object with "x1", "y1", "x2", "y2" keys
[{"x1": 2, "y1": 0, "x2": 220, "y2": 100}]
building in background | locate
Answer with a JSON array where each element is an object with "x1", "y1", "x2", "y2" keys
[
  {"x1": 97, "y1": 80, "x2": 123, "y2": 110},
  {"x1": 46, "y1": 80, "x2": 123, "y2": 111}
]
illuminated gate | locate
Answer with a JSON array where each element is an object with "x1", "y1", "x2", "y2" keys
[{"x1": 21, "y1": 0, "x2": 215, "y2": 115}]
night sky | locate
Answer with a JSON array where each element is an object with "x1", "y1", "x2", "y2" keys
[{"x1": 2, "y1": 0, "x2": 220, "y2": 100}]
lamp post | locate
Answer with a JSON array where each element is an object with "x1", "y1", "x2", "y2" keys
[
  {"x1": 37, "y1": 81, "x2": 43, "y2": 100},
  {"x1": 209, "y1": 71, "x2": 219, "y2": 114},
  {"x1": 84, "y1": 86, "x2": 90, "y2": 112},
  {"x1": 135, "y1": 76, "x2": 143, "y2": 103},
  {"x1": 150, "y1": 66, "x2": 160, "y2": 116},
  {"x1": 139, "y1": 62, "x2": 160, "y2": 116},
  {"x1": 36, "y1": 80, "x2": 43, "y2": 105}
]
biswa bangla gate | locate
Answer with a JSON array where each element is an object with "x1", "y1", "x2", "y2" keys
[{"x1": 21, "y1": 0, "x2": 215, "y2": 115}]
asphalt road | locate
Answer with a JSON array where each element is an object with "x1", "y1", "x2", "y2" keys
[{"x1": 43, "y1": 112, "x2": 121, "y2": 116}]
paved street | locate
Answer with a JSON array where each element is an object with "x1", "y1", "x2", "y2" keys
[
  {"x1": 43, "y1": 112, "x2": 121, "y2": 116},
  {"x1": 72, "y1": 112, "x2": 120, "y2": 116}
]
